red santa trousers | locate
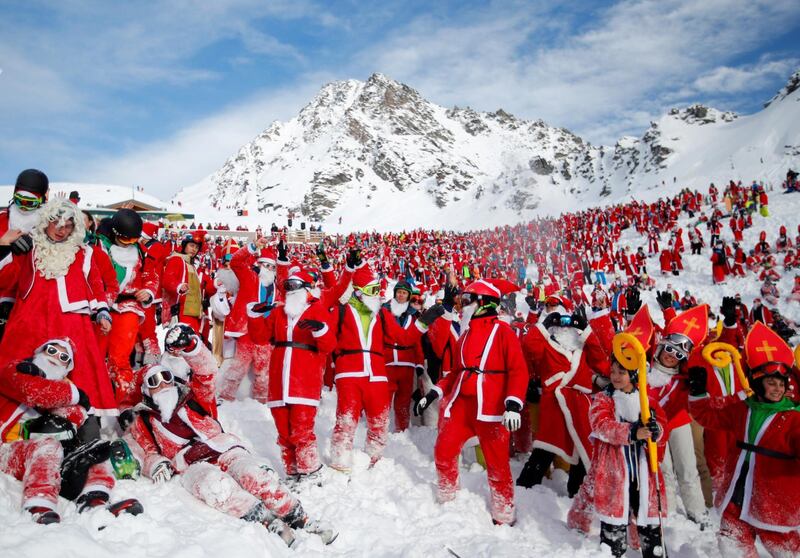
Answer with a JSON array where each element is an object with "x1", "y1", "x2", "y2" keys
[
  {"x1": 180, "y1": 447, "x2": 298, "y2": 520},
  {"x1": 107, "y1": 312, "x2": 142, "y2": 408},
  {"x1": 219, "y1": 335, "x2": 271, "y2": 403},
  {"x1": 270, "y1": 405, "x2": 320, "y2": 476},
  {"x1": 511, "y1": 401, "x2": 533, "y2": 454},
  {"x1": 703, "y1": 428, "x2": 734, "y2": 495},
  {"x1": 137, "y1": 305, "x2": 161, "y2": 362},
  {"x1": 330, "y1": 377, "x2": 390, "y2": 471},
  {"x1": 719, "y1": 502, "x2": 800, "y2": 558},
  {"x1": 434, "y1": 395, "x2": 515, "y2": 525},
  {"x1": 386, "y1": 364, "x2": 414, "y2": 432},
  {"x1": 0, "y1": 438, "x2": 63, "y2": 511},
  {"x1": 83, "y1": 461, "x2": 116, "y2": 497}
]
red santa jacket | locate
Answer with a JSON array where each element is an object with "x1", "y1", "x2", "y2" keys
[
  {"x1": 247, "y1": 300, "x2": 337, "y2": 407},
  {"x1": 690, "y1": 393, "x2": 800, "y2": 532},
  {"x1": 426, "y1": 313, "x2": 460, "y2": 377},
  {"x1": 0, "y1": 359, "x2": 80, "y2": 441},
  {"x1": 104, "y1": 242, "x2": 158, "y2": 319},
  {"x1": 587, "y1": 390, "x2": 667, "y2": 526},
  {"x1": 433, "y1": 313, "x2": 527, "y2": 422},
  {"x1": 381, "y1": 305, "x2": 424, "y2": 368},
  {"x1": 224, "y1": 245, "x2": 268, "y2": 338},
  {"x1": 162, "y1": 253, "x2": 216, "y2": 320}
]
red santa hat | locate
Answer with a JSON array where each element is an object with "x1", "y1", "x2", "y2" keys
[
  {"x1": 353, "y1": 263, "x2": 379, "y2": 289},
  {"x1": 286, "y1": 268, "x2": 316, "y2": 288},
  {"x1": 141, "y1": 221, "x2": 159, "y2": 241},
  {"x1": 257, "y1": 247, "x2": 276, "y2": 265}
]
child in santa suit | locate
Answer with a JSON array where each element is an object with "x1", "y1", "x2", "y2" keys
[
  {"x1": 568, "y1": 349, "x2": 667, "y2": 558},
  {"x1": 689, "y1": 322, "x2": 800, "y2": 557},
  {"x1": 415, "y1": 278, "x2": 528, "y2": 525}
]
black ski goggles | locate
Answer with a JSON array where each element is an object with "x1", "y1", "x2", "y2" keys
[
  {"x1": 283, "y1": 278, "x2": 311, "y2": 292},
  {"x1": 145, "y1": 368, "x2": 174, "y2": 389}
]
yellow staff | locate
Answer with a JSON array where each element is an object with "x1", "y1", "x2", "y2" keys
[
  {"x1": 795, "y1": 345, "x2": 800, "y2": 370},
  {"x1": 612, "y1": 333, "x2": 657, "y2": 473},
  {"x1": 702, "y1": 342, "x2": 752, "y2": 397}
]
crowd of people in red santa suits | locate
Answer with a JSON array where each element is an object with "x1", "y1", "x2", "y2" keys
[{"x1": 1, "y1": 167, "x2": 799, "y2": 557}]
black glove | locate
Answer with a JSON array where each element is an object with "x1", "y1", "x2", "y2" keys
[
  {"x1": 169, "y1": 303, "x2": 180, "y2": 317},
  {"x1": 277, "y1": 239, "x2": 288, "y2": 262},
  {"x1": 76, "y1": 388, "x2": 91, "y2": 411},
  {"x1": 316, "y1": 242, "x2": 328, "y2": 265},
  {"x1": 443, "y1": 284, "x2": 458, "y2": 308},
  {"x1": 417, "y1": 303, "x2": 445, "y2": 326},
  {"x1": 415, "y1": 365, "x2": 425, "y2": 378},
  {"x1": 687, "y1": 366, "x2": 708, "y2": 397},
  {"x1": 541, "y1": 312, "x2": 562, "y2": 329},
  {"x1": 117, "y1": 409, "x2": 135, "y2": 432},
  {"x1": 626, "y1": 288, "x2": 642, "y2": 315},
  {"x1": 524, "y1": 295, "x2": 538, "y2": 309},
  {"x1": 16, "y1": 360, "x2": 45, "y2": 377},
  {"x1": 646, "y1": 414, "x2": 661, "y2": 442},
  {"x1": 346, "y1": 247, "x2": 362, "y2": 269},
  {"x1": 656, "y1": 290, "x2": 672, "y2": 311},
  {"x1": 155, "y1": 305, "x2": 163, "y2": 325},
  {"x1": 298, "y1": 319, "x2": 325, "y2": 332},
  {"x1": 10, "y1": 234, "x2": 33, "y2": 255},
  {"x1": 525, "y1": 379, "x2": 541, "y2": 403},
  {"x1": 250, "y1": 301, "x2": 275, "y2": 314},
  {"x1": 413, "y1": 389, "x2": 439, "y2": 416},
  {"x1": 720, "y1": 296, "x2": 737, "y2": 327},
  {"x1": 165, "y1": 323, "x2": 196, "y2": 352},
  {"x1": 411, "y1": 389, "x2": 423, "y2": 409},
  {"x1": 570, "y1": 305, "x2": 588, "y2": 330}
]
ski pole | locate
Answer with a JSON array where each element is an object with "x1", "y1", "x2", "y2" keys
[{"x1": 702, "y1": 342, "x2": 752, "y2": 397}]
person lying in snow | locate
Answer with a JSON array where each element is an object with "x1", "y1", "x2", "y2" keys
[
  {"x1": 126, "y1": 324, "x2": 336, "y2": 547},
  {"x1": 0, "y1": 338, "x2": 140, "y2": 523}
]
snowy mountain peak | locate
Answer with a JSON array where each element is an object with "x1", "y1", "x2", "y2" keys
[
  {"x1": 764, "y1": 68, "x2": 800, "y2": 108},
  {"x1": 176, "y1": 71, "x2": 800, "y2": 231}
]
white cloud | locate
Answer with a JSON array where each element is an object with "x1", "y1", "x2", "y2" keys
[{"x1": 693, "y1": 58, "x2": 799, "y2": 94}]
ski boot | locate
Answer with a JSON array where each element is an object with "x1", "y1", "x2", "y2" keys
[
  {"x1": 110, "y1": 439, "x2": 141, "y2": 479},
  {"x1": 283, "y1": 502, "x2": 337, "y2": 545},
  {"x1": 267, "y1": 518, "x2": 296, "y2": 547},
  {"x1": 77, "y1": 491, "x2": 144, "y2": 516},
  {"x1": 26, "y1": 506, "x2": 60, "y2": 525}
]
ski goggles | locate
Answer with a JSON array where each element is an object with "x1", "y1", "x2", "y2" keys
[
  {"x1": 144, "y1": 368, "x2": 174, "y2": 389},
  {"x1": 44, "y1": 344, "x2": 72, "y2": 364},
  {"x1": 116, "y1": 235, "x2": 139, "y2": 245},
  {"x1": 357, "y1": 284, "x2": 381, "y2": 297},
  {"x1": 12, "y1": 192, "x2": 44, "y2": 211},
  {"x1": 283, "y1": 278, "x2": 311, "y2": 292},
  {"x1": 660, "y1": 343, "x2": 687, "y2": 361},
  {"x1": 558, "y1": 315, "x2": 573, "y2": 327}
]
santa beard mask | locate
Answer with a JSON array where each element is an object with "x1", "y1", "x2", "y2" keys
[
  {"x1": 8, "y1": 203, "x2": 42, "y2": 233},
  {"x1": 359, "y1": 293, "x2": 382, "y2": 314},
  {"x1": 390, "y1": 298, "x2": 409, "y2": 317},
  {"x1": 549, "y1": 326, "x2": 583, "y2": 352},
  {"x1": 613, "y1": 389, "x2": 642, "y2": 423},
  {"x1": 460, "y1": 302, "x2": 477, "y2": 331},
  {"x1": 648, "y1": 360, "x2": 678, "y2": 388},
  {"x1": 284, "y1": 289, "x2": 309, "y2": 319},
  {"x1": 258, "y1": 267, "x2": 275, "y2": 287},
  {"x1": 152, "y1": 386, "x2": 180, "y2": 422},
  {"x1": 32, "y1": 353, "x2": 69, "y2": 380}
]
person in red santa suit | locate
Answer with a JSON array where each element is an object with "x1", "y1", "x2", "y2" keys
[
  {"x1": 415, "y1": 279, "x2": 528, "y2": 525},
  {"x1": 0, "y1": 200, "x2": 117, "y2": 417},
  {"x1": 381, "y1": 280, "x2": 424, "y2": 432},
  {"x1": 162, "y1": 231, "x2": 214, "y2": 333},
  {"x1": 245, "y1": 269, "x2": 337, "y2": 484},
  {"x1": 218, "y1": 237, "x2": 277, "y2": 403},
  {"x1": 567, "y1": 335, "x2": 667, "y2": 558},
  {"x1": 126, "y1": 361, "x2": 336, "y2": 546},
  {"x1": 329, "y1": 256, "x2": 444, "y2": 473},
  {"x1": 516, "y1": 292, "x2": 615, "y2": 497},
  {"x1": 658, "y1": 248, "x2": 673, "y2": 275},
  {"x1": 0, "y1": 169, "x2": 51, "y2": 340},
  {"x1": 137, "y1": 221, "x2": 168, "y2": 365},
  {"x1": 100, "y1": 209, "x2": 159, "y2": 408},
  {"x1": 689, "y1": 322, "x2": 800, "y2": 558}
]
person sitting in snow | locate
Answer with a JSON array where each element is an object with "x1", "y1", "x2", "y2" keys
[
  {"x1": 126, "y1": 329, "x2": 336, "y2": 547},
  {"x1": 689, "y1": 322, "x2": 800, "y2": 557}
]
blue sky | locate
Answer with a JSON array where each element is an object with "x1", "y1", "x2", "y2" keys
[{"x1": 1, "y1": 0, "x2": 798, "y2": 198}]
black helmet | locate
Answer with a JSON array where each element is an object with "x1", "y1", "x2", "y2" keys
[
  {"x1": 14, "y1": 169, "x2": 49, "y2": 197},
  {"x1": 394, "y1": 280, "x2": 413, "y2": 296},
  {"x1": 111, "y1": 208, "x2": 143, "y2": 240}
]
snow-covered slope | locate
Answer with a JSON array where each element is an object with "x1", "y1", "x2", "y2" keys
[
  {"x1": 0, "y1": 183, "x2": 166, "y2": 212},
  {"x1": 174, "y1": 71, "x2": 800, "y2": 232}
]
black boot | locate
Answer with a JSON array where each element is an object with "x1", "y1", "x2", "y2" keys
[
  {"x1": 567, "y1": 460, "x2": 586, "y2": 498},
  {"x1": 60, "y1": 439, "x2": 111, "y2": 501},
  {"x1": 638, "y1": 524, "x2": 666, "y2": 558},
  {"x1": 516, "y1": 449, "x2": 554, "y2": 488},
  {"x1": 599, "y1": 522, "x2": 627, "y2": 557}
]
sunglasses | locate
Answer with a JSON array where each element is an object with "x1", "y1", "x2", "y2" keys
[
  {"x1": 145, "y1": 368, "x2": 174, "y2": 389},
  {"x1": 116, "y1": 235, "x2": 139, "y2": 245},
  {"x1": 258, "y1": 263, "x2": 277, "y2": 271},
  {"x1": 44, "y1": 344, "x2": 71, "y2": 364},
  {"x1": 13, "y1": 192, "x2": 43, "y2": 211},
  {"x1": 410, "y1": 296, "x2": 422, "y2": 304},
  {"x1": 358, "y1": 284, "x2": 381, "y2": 297},
  {"x1": 283, "y1": 278, "x2": 310, "y2": 292},
  {"x1": 661, "y1": 344, "x2": 687, "y2": 361}
]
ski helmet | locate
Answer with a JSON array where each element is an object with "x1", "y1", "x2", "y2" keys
[
  {"x1": 393, "y1": 280, "x2": 413, "y2": 297},
  {"x1": 111, "y1": 209, "x2": 143, "y2": 241},
  {"x1": 14, "y1": 169, "x2": 49, "y2": 197}
]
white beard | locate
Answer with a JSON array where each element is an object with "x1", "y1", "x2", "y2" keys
[
  {"x1": 8, "y1": 204, "x2": 41, "y2": 233},
  {"x1": 109, "y1": 243, "x2": 139, "y2": 268},
  {"x1": 284, "y1": 290, "x2": 309, "y2": 320},
  {"x1": 258, "y1": 268, "x2": 275, "y2": 287},
  {"x1": 498, "y1": 313, "x2": 512, "y2": 324},
  {"x1": 613, "y1": 389, "x2": 642, "y2": 423},
  {"x1": 360, "y1": 294, "x2": 381, "y2": 315},
  {"x1": 216, "y1": 268, "x2": 239, "y2": 296},
  {"x1": 30, "y1": 227, "x2": 83, "y2": 280},
  {"x1": 460, "y1": 303, "x2": 477, "y2": 332},
  {"x1": 152, "y1": 386, "x2": 180, "y2": 422},
  {"x1": 390, "y1": 299, "x2": 409, "y2": 317},
  {"x1": 309, "y1": 286, "x2": 321, "y2": 299},
  {"x1": 648, "y1": 361, "x2": 677, "y2": 388},
  {"x1": 32, "y1": 354, "x2": 69, "y2": 380},
  {"x1": 550, "y1": 326, "x2": 583, "y2": 352}
]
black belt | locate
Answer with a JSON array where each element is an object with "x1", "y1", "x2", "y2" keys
[
  {"x1": 336, "y1": 349, "x2": 383, "y2": 357},
  {"x1": 272, "y1": 341, "x2": 318, "y2": 353},
  {"x1": 737, "y1": 441, "x2": 795, "y2": 461},
  {"x1": 384, "y1": 343, "x2": 414, "y2": 350},
  {"x1": 463, "y1": 367, "x2": 505, "y2": 376}
]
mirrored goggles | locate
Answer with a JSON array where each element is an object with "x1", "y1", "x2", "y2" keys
[
  {"x1": 559, "y1": 315, "x2": 573, "y2": 327},
  {"x1": 283, "y1": 278, "x2": 310, "y2": 292},
  {"x1": 44, "y1": 344, "x2": 71, "y2": 364},
  {"x1": 145, "y1": 368, "x2": 174, "y2": 389},
  {"x1": 116, "y1": 235, "x2": 139, "y2": 245},
  {"x1": 358, "y1": 284, "x2": 381, "y2": 297},
  {"x1": 12, "y1": 192, "x2": 43, "y2": 211}
]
